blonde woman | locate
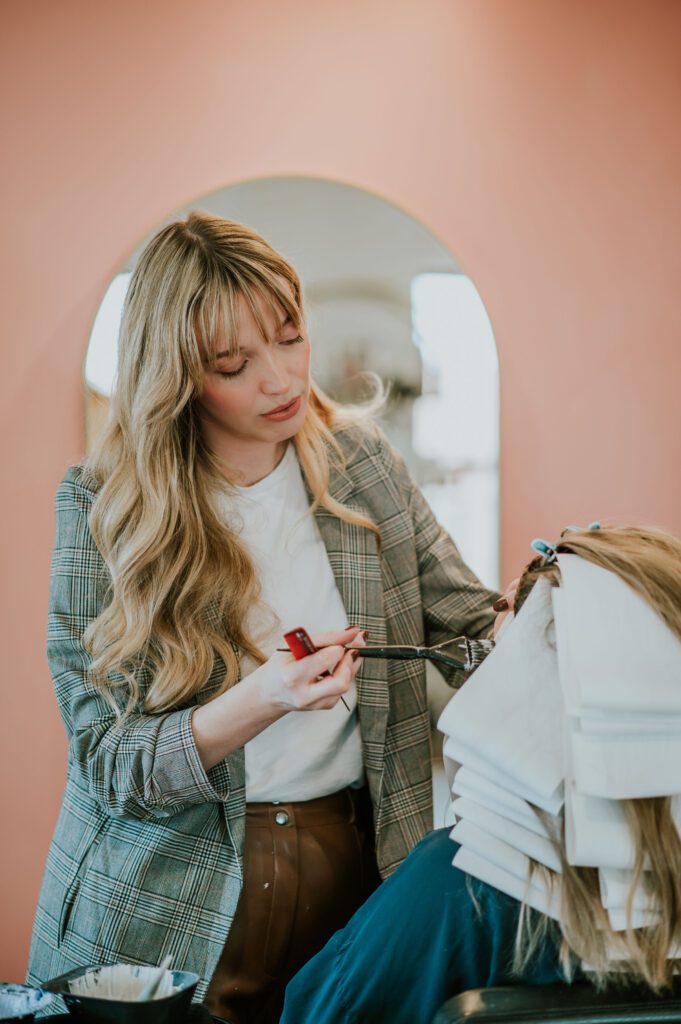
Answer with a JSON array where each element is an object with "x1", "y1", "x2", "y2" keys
[
  {"x1": 27, "y1": 212, "x2": 498, "y2": 1023},
  {"x1": 281, "y1": 525, "x2": 681, "y2": 1024}
]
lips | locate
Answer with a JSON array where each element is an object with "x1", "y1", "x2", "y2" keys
[
  {"x1": 261, "y1": 396, "x2": 303, "y2": 421},
  {"x1": 264, "y1": 398, "x2": 298, "y2": 416}
]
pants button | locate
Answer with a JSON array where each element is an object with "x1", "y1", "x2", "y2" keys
[{"x1": 274, "y1": 810, "x2": 290, "y2": 826}]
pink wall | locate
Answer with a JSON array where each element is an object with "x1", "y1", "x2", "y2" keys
[{"x1": 2, "y1": 0, "x2": 680, "y2": 979}]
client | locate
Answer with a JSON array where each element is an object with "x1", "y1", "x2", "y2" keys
[{"x1": 280, "y1": 524, "x2": 681, "y2": 1024}]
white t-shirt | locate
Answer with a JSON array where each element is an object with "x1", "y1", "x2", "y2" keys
[{"x1": 214, "y1": 444, "x2": 365, "y2": 802}]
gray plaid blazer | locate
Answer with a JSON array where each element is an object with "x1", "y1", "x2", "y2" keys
[{"x1": 27, "y1": 427, "x2": 496, "y2": 1001}]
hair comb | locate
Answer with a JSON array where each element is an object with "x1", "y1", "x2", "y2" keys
[
  {"x1": 277, "y1": 635, "x2": 494, "y2": 672},
  {"x1": 345, "y1": 635, "x2": 495, "y2": 672}
]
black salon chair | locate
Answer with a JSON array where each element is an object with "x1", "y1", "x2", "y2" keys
[{"x1": 433, "y1": 982, "x2": 681, "y2": 1024}]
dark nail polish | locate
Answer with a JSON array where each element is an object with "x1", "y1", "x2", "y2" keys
[
  {"x1": 351, "y1": 650, "x2": 361, "y2": 661},
  {"x1": 492, "y1": 597, "x2": 509, "y2": 612},
  {"x1": 361, "y1": 629, "x2": 369, "y2": 640}
]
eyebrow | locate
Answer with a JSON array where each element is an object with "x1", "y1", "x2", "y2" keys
[{"x1": 213, "y1": 314, "x2": 294, "y2": 360}]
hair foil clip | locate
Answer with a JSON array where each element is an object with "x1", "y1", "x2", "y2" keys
[
  {"x1": 562, "y1": 521, "x2": 601, "y2": 536},
  {"x1": 530, "y1": 537, "x2": 558, "y2": 564}
]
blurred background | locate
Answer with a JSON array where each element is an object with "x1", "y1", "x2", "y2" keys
[{"x1": 2, "y1": 0, "x2": 680, "y2": 979}]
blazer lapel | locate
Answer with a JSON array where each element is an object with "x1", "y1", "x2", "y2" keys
[{"x1": 312, "y1": 462, "x2": 389, "y2": 805}]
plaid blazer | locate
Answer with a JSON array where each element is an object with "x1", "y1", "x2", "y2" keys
[{"x1": 27, "y1": 426, "x2": 496, "y2": 1001}]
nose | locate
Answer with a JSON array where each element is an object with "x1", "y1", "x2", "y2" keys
[{"x1": 260, "y1": 347, "x2": 290, "y2": 394}]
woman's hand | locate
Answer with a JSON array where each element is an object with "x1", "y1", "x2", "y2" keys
[
  {"x1": 256, "y1": 626, "x2": 365, "y2": 712},
  {"x1": 192, "y1": 627, "x2": 366, "y2": 771},
  {"x1": 492, "y1": 578, "x2": 520, "y2": 637}
]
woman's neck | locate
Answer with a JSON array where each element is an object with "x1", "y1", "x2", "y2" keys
[{"x1": 215, "y1": 439, "x2": 289, "y2": 487}]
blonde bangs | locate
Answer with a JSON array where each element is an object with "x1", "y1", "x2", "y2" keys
[
  {"x1": 192, "y1": 271, "x2": 242, "y2": 367},
  {"x1": 241, "y1": 273, "x2": 302, "y2": 338},
  {"x1": 192, "y1": 255, "x2": 303, "y2": 370}
]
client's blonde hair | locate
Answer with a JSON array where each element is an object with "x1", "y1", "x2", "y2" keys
[
  {"x1": 513, "y1": 525, "x2": 681, "y2": 991},
  {"x1": 84, "y1": 211, "x2": 382, "y2": 716}
]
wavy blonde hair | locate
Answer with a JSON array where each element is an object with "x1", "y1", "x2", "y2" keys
[
  {"x1": 512, "y1": 525, "x2": 681, "y2": 990},
  {"x1": 84, "y1": 211, "x2": 383, "y2": 716}
]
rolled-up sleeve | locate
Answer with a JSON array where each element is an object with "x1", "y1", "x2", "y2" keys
[{"x1": 48, "y1": 470, "x2": 231, "y2": 819}]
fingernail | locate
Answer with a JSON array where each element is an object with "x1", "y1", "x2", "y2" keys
[
  {"x1": 351, "y1": 650, "x2": 361, "y2": 661},
  {"x1": 492, "y1": 598, "x2": 509, "y2": 612},
  {"x1": 361, "y1": 629, "x2": 369, "y2": 640}
]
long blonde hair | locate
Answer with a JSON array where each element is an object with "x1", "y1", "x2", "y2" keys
[
  {"x1": 513, "y1": 525, "x2": 681, "y2": 990},
  {"x1": 84, "y1": 211, "x2": 382, "y2": 716}
]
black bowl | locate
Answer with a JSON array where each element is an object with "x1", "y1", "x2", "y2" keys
[
  {"x1": 42, "y1": 967, "x2": 199, "y2": 1024},
  {"x1": 0, "y1": 984, "x2": 56, "y2": 1022}
]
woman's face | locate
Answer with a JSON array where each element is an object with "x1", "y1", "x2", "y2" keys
[{"x1": 197, "y1": 290, "x2": 311, "y2": 468}]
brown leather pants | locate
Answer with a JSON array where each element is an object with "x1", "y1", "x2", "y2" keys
[{"x1": 204, "y1": 786, "x2": 380, "y2": 1024}]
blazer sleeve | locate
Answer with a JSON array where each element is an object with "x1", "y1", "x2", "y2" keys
[
  {"x1": 48, "y1": 469, "x2": 231, "y2": 820},
  {"x1": 375, "y1": 434, "x2": 499, "y2": 686}
]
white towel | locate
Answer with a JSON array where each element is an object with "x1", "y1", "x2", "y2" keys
[
  {"x1": 449, "y1": 819, "x2": 561, "y2": 919},
  {"x1": 451, "y1": 828, "x2": 657, "y2": 933},
  {"x1": 598, "y1": 864, "x2": 659, "y2": 929},
  {"x1": 571, "y1": 732, "x2": 681, "y2": 800},
  {"x1": 556, "y1": 555, "x2": 681, "y2": 715},
  {"x1": 438, "y1": 579, "x2": 565, "y2": 811},
  {"x1": 554, "y1": 572, "x2": 681, "y2": 800},
  {"x1": 451, "y1": 797, "x2": 561, "y2": 871},
  {"x1": 561, "y1": 699, "x2": 640, "y2": 870},
  {"x1": 552, "y1": 587, "x2": 582, "y2": 717},
  {"x1": 450, "y1": 765, "x2": 562, "y2": 840},
  {"x1": 452, "y1": 847, "x2": 560, "y2": 920},
  {"x1": 559, "y1": 669, "x2": 677, "y2": 870},
  {"x1": 443, "y1": 736, "x2": 564, "y2": 815},
  {"x1": 578, "y1": 710, "x2": 681, "y2": 735},
  {"x1": 450, "y1": 819, "x2": 545, "y2": 880},
  {"x1": 564, "y1": 782, "x2": 637, "y2": 869},
  {"x1": 599, "y1": 868, "x2": 657, "y2": 914},
  {"x1": 606, "y1": 905, "x2": 661, "y2": 931},
  {"x1": 598, "y1": 867, "x2": 661, "y2": 930}
]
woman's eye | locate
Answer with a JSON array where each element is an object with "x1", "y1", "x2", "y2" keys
[
  {"x1": 217, "y1": 361, "x2": 248, "y2": 379},
  {"x1": 281, "y1": 334, "x2": 304, "y2": 346}
]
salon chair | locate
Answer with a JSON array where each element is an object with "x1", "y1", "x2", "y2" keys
[{"x1": 433, "y1": 982, "x2": 681, "y2": 1024}]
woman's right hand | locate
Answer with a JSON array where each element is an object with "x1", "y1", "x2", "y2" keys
[
  {"x1": 255, "y1": 626, "x2": 365, "y2": 713},
  {"x1": 192, "y1": 627, "x2": 365, "y2": 771}
]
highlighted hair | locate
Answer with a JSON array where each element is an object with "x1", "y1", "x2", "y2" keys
[{"x1": 85, "y1": 212, "x2": 383, "y2": 716}]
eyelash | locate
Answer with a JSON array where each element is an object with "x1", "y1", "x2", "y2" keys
[
  {"x1": 218, "y1": 364, "x2": 247, "y2": 380},
  {"x1": 217, "y1": 335, "x2": 304, "y2": 379}
]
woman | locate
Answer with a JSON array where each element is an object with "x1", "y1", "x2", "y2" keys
[
  {"x1": 26, "y1": 212, "x2": 498, "y2": 1023},
  {"x1": 281, "y1": 524, "x2": 681, "y2": 1024}
]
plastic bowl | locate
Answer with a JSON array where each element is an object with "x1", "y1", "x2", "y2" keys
[
  {"x1": 42, "y1": 967, "x2": 199, "y2": 1024},
  {"x1": 0, "y1": 984, "x2": 56, "y2": 1022}
]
